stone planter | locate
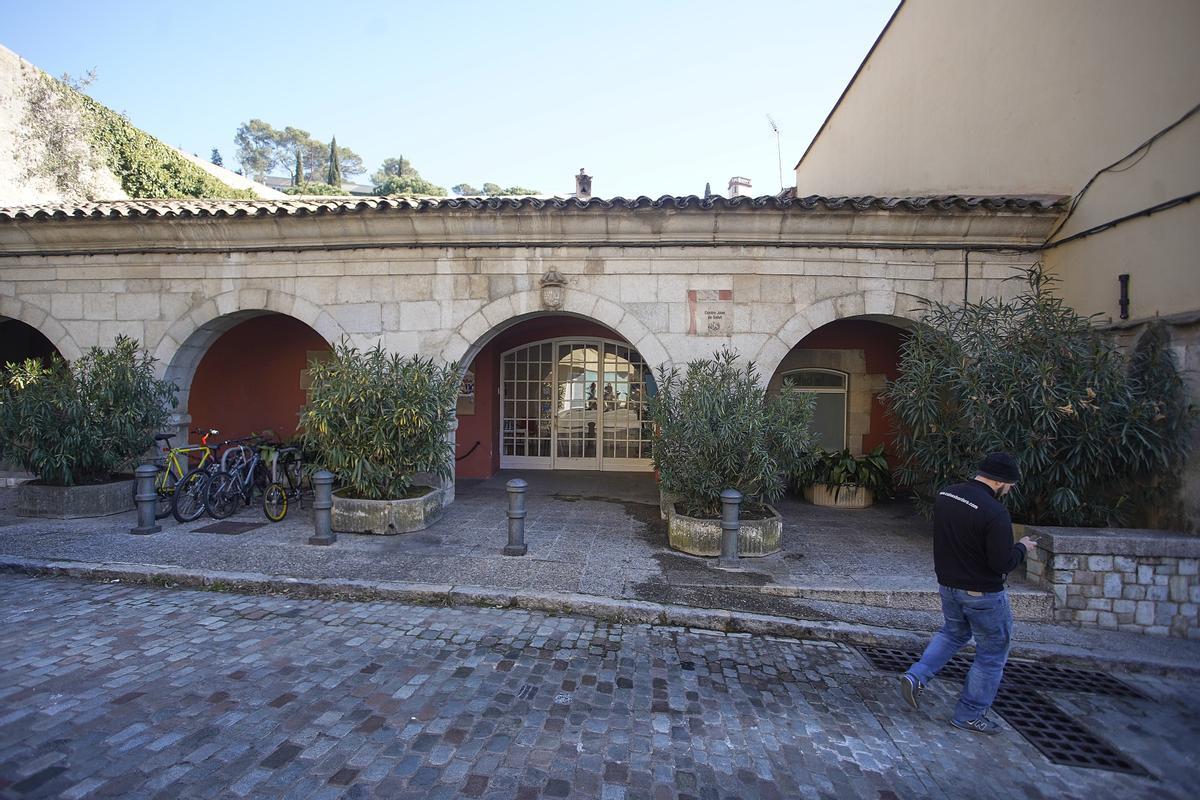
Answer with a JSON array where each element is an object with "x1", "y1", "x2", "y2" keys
[
  {"x1": 331, "y1": 486, "x2": 445, "y2": 534},
  {"x1": 804, "y1": 483, "x2": 874, "y2": 509},
  {"x1": 17, "y1": 477, "x2": 136, "y2": 519},
  {"x1": 667, "y1": 502, "x2": 782, "y2": 557}
]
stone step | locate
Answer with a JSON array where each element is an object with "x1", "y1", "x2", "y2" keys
[{"x1": 753, "y1": 583, "x2": 1054, "y2": 621}]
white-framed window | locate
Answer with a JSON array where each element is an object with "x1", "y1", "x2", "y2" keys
[{"x1": 783, "y1": 368, "x2": 848, "y2": 451}]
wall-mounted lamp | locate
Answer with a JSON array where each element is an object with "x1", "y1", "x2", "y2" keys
[{"x1": 1118, "y1": 274, "x2": 1130, "y2": 320}]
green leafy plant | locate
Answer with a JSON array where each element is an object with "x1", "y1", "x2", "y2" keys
[
  {"x1": 649, "y1": 347, "x2": 816, "y2": 518},
  {"x1": 794, "y1": 445, "x2": 893, "y2": 500},
  {"x1": 0, "y1": 336, "x2": 177, "y2": 486},
  {"x1": 299, "y1": 340, "x2": 460, "y2": 500},
  {"x1": 281, "y1": 182, "x2": 346, "y2": 195},
  {"x1": 882, "y1": 264, "x2": 1193, "y2": 527},
  {"x1": 19, "y1": 70, "x2": 255, "y2": 201}
]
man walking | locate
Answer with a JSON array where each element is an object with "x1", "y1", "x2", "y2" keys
[{"x1": 899, "y1": 452, "x2": 1037, "y2": 734}]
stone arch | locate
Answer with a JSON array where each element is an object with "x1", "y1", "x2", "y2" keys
[
  {"x1": 441, "y1": 288, "x2": 670, "y2": 378},
  {"x1": 155, "y1": 288, "x2": 347, "y2": 428},
  {"x1": 0, "y1": 294, "x2": 82, "y2": 361},
  {"x1": 750, "y1": 291, "x2": 926, "y2": 382}
]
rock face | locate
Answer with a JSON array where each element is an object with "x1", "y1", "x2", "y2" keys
[
  {"x1": 331, "y1": 487, "x2": 445, "y2": 534},
  {"x1": 17, "y1": 478, "x2": 135, "y2": 519},
  {"x1": 667, "y1": 503, "x2": 782, "y2": 557}
]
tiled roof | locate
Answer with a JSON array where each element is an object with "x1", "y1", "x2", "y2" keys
[{"x1": 0, "y1": 194, "x2": 1066, "y2": 222}]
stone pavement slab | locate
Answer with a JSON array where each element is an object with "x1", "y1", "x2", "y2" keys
[
  {"x1": 3, "y1": 473, "x2": 1199, "y2": 674},
  {"x1": 1, "y1": 573, "x2": 1196, "y2": 800}
]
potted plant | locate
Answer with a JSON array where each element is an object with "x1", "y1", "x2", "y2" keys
[
  {"x1": 0, "y1": 336, "x2": 177, "y2": 518},
  {"x1": 300, "y1": 340, "x2": 459, "y2": 534},
  {"x1": 649, "y1": 348, "x2": 815, "y2": 557},
  {"x1": 796, "y1": 445, "x2": 892, "y2": 509}
]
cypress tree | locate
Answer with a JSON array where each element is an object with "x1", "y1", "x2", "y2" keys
[
  {"x1": 294, "y1": 149, "x2": 303, "y2": 186},
  {"x1": 326, "y1": 137, "x2": 341, "y2": 188}
]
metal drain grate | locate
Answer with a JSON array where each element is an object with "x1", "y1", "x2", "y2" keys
[
  {"x1": 857, "y1": 645, "x2": 1149, "y2": 775},
  {"x1": 192, "y1": 521, "x2": 265, "y2": 535},
  {"x1": 855, "y1": 646, "x2": 1144, "y2": 698},
  {"x1": 992, "y1": 691, "x2": 1147, "y2": 775}
]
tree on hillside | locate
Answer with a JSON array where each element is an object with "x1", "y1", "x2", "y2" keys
[
  {"x1": 234, "y1": 119, "x2": 277, "y2": 181},
  {"x1": 373, "y1": 174, "x2": 447, "y2": 196},
  {"x1": 452, "y1": 183, "x2": 480, "y2": 195},
  {"x1": 471, "y1": 182, "x2": 541, "y2": 196},
  {"x1": 373, "y1": 156, "x2": 415, "y2": 184},
  {"x1": 234, "y1": 120, "x2": 364, "y2": 184},
  {"x1": 326, "y1": 137, "x2": 342, "y2": 187},
  {"x1": 210, "y1": 148, "x2": 223, "y2": 167}
]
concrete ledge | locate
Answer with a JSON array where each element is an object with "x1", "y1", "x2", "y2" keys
[
  {"x1": 2, "y1": 554, "x2": 1196, "y2": 677},
  {"x1": 757, "y1": 584, "x2": 1053, "y2": 621},
  {"x1": 1025, "y1": 525, "x2": 1200, "y2": 558}
]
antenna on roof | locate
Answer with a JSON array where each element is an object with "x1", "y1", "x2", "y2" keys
[{"x1": 766, "y1": 114, "x2": 783, "y2": 192}]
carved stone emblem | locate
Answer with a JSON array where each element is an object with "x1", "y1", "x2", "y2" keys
[{"x1": 540, "y1": 269, "x2": 567, "y2": 310}]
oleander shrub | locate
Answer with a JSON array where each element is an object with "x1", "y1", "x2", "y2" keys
[
  {"x1": 299, "y1": 340, "x2": 459, "y2": 500},
  {"x1": 649, "y1": 347, "x2": 817, "y2": 518},
  {"x1": 0, "y1": 336, "x2": 177, "y2": 485},
  {"x1": 882, "y1": 265, "x2": 1193, "y2": 527}
]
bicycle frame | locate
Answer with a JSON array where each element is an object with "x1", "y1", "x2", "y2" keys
[{"x1": 155, "y1": 430, "x2": 217, "y2": 490}]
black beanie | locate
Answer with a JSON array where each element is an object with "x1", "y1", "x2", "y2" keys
[{"x1": 978, "y1": 452, "x2": 1020, "y2": 484}]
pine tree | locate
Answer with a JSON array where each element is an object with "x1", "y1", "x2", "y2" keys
[
  {"x1": 326, "y1": 137, "x2": 342, "y2": 188},
  {"x1": 210, "y1": 148, "x2": 223, "y2": 167}
]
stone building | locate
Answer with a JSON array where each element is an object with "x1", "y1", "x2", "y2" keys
[
  {"x1": 794, "y1": 0, "x2": 1200, "y2": 529},
  {"x1": 0, "y1": 195, "x2": 1057, "y2": 491}
]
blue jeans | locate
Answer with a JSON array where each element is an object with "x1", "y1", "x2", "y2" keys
[{"x1": 906, "y1": 585, "x2": 1013, "y2": 723}]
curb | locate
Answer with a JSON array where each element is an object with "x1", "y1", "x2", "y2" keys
[{"x1": 1, "y1": 556, "x2": 1195, "y2": 677}]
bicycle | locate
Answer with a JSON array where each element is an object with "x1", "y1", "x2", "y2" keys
[
  {"x1": 262, "y1": 444, "x2": 307, "y2": 522},
  {"x1": 143, "y1": 429, "x2": 219, "y2": 520},
  {"x1": 204, "y1": 437, "x2": 273, "y2": 519},
  {"x1": 170, "y1": 433, "x2": 244, "y2": 523}
]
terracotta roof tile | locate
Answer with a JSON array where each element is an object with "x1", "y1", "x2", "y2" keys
[{"x1": 0, "y1": 194, "x2": 1066, "y2": 222}]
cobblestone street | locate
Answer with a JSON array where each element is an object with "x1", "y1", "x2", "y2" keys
[{"x1": 1, "y1": 575, "x2": 1196, "y2": 799}]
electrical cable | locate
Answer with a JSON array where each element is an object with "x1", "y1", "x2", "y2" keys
[{"x1": 1044, "y1": 102, "x2": 1200, "y2": 244}]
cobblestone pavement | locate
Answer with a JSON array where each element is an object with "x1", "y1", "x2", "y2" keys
[{"x1": 1, "y1": 575, "x2": 1196, "y2": 799}]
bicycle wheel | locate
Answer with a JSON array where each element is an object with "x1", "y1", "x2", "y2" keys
[
  {"x1": 262, "y1": 482, "x2": 288, "y2": 522},
  {"x1": 150, "y1": 464, "x2": 174, "y2": 520},
  {"x1": 172, "y1": 468, "x2": 211, "y2": 523},
  {"x1": 205, "y1": 470, "x2": 241, "y2": 519}
]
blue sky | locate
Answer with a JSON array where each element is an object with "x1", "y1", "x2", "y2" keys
[{"x1": 2, "y1": 0, "x2": 897, "y2": 197}]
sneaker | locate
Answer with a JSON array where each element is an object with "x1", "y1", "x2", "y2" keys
[
  {"x1": 950, "y1": 715, "x2": 1003, "y2": 736},
  {"x1": 899, "y1": 674, "x2": 924, "y2": 711}
]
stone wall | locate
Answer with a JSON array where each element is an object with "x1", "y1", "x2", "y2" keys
[{"x1": 1023, "y1": 525, "x2": 1200, "y2": 638}]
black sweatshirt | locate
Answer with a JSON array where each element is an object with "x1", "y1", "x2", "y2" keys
[{"x1": 932, "y1": 479, "x2": 1027, "y2": 593}]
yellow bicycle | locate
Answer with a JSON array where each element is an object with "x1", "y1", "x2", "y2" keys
[{"x1": 145, "y1": 429, "x2": 218, "y2": 519}]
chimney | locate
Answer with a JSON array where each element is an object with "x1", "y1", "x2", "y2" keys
[
  {"x1": 575, "y1": 168, "x2": 592, "y2": 199},
  {"x1": 727, "y1": 176, "x2": 752, "y2": 197}
]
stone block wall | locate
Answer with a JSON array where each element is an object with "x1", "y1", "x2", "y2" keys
[{"x1": 1023, "y1": 525, "x2": 1200, "y2": 638}]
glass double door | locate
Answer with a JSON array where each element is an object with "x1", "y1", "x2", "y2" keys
[{"x1": 501, "y1": 338, "x2": 653, "y2": 471}]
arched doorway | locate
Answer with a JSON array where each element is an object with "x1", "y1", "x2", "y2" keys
[
  {"x1": 500, "y1": 337, "x2": 652, "y2": 471},
  {"x1": 0, "y1": 318, "x2": 61, "y2": 366},
  {"x1": 769, "y1": 316, "x2": 911, "y2": 456},
  {"x1": 455, "y1": 314, "x2": 655, "y2": 478},
  {"x1": 171, "y1": 313, "x2": 332, "y2": 443}
]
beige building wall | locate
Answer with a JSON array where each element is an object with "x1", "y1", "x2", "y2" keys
[
  {"x1": 1043, "y1": 111, "x2": 1200, "y2": 322},
  {"x1": 793, "y1": 0, "x2": 1200, "y2": 198}
]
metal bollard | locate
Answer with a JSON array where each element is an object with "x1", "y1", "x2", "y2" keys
[
  {"x1": 308, "y1": 469, "x2": 336, "y2": 546},
  {"x1": 503, "y1": 478, "x2": 528, "y2": 556},
  {"x1": 717, "y1": 488, "x2": 743, "y2": 569},
  {"x1": 130, "y1": 463, "x2": 162, "y2": 535}
]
